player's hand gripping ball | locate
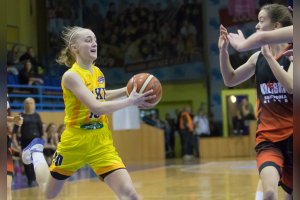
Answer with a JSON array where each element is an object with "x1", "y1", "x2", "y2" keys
[{"x1": 126, "y1": 73, "x2": 162, "y2": 108}]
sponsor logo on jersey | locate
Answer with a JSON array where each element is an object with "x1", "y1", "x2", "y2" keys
[
  {"x1": 260, "y1": 82, "x2": 289, "y2": 103},
  {"x1": 98, "y1": 77, "x2": 105, "y2": 84}
]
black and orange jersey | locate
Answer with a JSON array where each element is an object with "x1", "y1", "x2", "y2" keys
[
  {"x1": 255, "y1": 49, "x2": 293, "y2": 145},
  {"x1": 7, "y1": 97, "x2": 12, "y2": 146}
]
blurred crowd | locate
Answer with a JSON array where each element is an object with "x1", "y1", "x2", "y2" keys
[
  {"x1": 142, "y1": 106, "x2": 219, "y2": 159},
  {"x1": 7, "y1": 97, "x2": 65, "y2": 187},
  {"x1": 47, "y1": 0, "x2": 203, "y2": 67},
  {"x1": 7, "y1": 45, "x2": 44, "y2": 87},
  {"x1": 8, "y1": 120, "x2": 65, "y2": 187}
]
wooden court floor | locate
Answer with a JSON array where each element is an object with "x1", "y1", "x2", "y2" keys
[{"x1": 12, "y1": 158, "x2": 286, "y2": 200}]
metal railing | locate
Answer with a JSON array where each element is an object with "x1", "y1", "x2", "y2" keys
[{"x1": 8, "y1": 84, "x2": 64, "y2": 112}]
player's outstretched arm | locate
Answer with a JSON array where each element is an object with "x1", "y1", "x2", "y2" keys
[
  {"x1": 228, "y1": 26, "x2": 293, "y2": 52},
  {"x1": 219, "y1": 25, "x2": 256, "y2": 87}
]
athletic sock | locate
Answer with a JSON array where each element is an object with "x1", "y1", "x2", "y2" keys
[
  {"x1": 32, "y1": 152, "x2": 50, "y2": 187},
  {"x1": 255, "y1": 191, "x2": 263, "y2": 200}
]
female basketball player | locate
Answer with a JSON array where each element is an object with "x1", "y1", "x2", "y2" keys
[
  {"x1": 219, "y1": 4, "x2": 293, "y2": 200},
  {"x1": 7, "y1": 98, "x2": 23, "y2": 200},
  {"x1": 226, "y1": 3, "x2": 293, "y2": 199},
  {"x1": 21, "y1": 26, "x2": 156, "y2": 199}
]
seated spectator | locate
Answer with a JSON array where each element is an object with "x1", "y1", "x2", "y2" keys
[
  {"x1": 7, "y1": 44, "x2": 21, "y2": 65},
  {"x1": 180, "y1": 20, "x2": 197, "y2": 40},
  {"x1": 19, "y1": 60, "x2": 44, "y2": 86},
  {"x1": 19, "y1": 47, "x2": 43, "y2": 76},
  {"x1": 7, "y1": 44, "x2": 21, "y2": 75},
  {"x1": 43, "y1": 123, "x2": 59, "y2": 165},
  {"x1": 7, "y1": 64, "x2": 19, "y2": 75}
]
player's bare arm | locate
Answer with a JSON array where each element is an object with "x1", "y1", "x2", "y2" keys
[
  {"x1": 62, "y1": 71, "x2": 156, "y2": 115},
  {"x1": 105, "y1": 87, "x2": 127, "y2": 100},
  {"x1": 261, "y1": 45, "x2": 293, "y2": 93},
  {"x1": 219, "y1": 25, "x2": 258, "y2": 87}
]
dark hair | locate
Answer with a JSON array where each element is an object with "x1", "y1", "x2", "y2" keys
[
  {"x1": 46, "y1": 123, "x2": 55, "y2": 133},
  {"x1": 261, "y1": 4, "x2": 292, "y2": 27}
]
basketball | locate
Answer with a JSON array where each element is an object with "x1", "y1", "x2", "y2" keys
[{"x1": 126, "y1": 73, "x2": 162, "y2": 105}]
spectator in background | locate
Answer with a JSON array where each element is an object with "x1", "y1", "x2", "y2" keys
[
  {"x1": 12, "y1": 98, "x2": 43, "y2": 187},
  {"x1": 143, "y1": 113, "x2": 161, "y2": 128},
  {"x1": 7, "y1": 44, "x2": 21, "y2": 75},
  {"x1": 165, "y1": 113, "x2": 176, "y2": 158},
  {"x1": 239, "y1": 97, "x2": 255, "y2": 120},
  {"x1": 180, "y1": 19, "x2": 197, "y2": 56},
  {"x1": 106, "y1": 2, "x2": 117, "y2": 23},
  {"x1": 179, "y1": 106, "x2": 194, "y2": 160},
  {"x1": 193, "y1": 108, "x2": 210, "y2": 158},
  {"x1": 89, "y1": 3, "x2": 104, "y2": 33},
  {"x1": 239, "y1": 97, "x2": 255, "y2": 135},
  {"x1": 19, "y1": 47, "x2": 42, "y2": 76},
  {"x1": 7, "y1": 64, "x2": 19, "y2": 76},
  {"x1": 162, "y1": 114, "x2": 171, "y2": 158},
  {"x1": 232, "y1": 109, "x2": 245, "y2": 135},
  {"x1": 43, "y1": 123, "x2": 59, "y2": 166},
  {"x1": 175, "y1": 108, "x2": 184, "y2": 156},
  {"x1": 180, "y1": 19, "x2": 197, "y2": 40},
  {"x1": 19, "y1": 60, "x2": 44, "y2": 86},
  {"x1": 7, "y1": 44, "x2": 21, "y2": 65}
]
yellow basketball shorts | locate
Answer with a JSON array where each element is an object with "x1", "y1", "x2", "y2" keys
[{"x1": 49, "y1": 123, "x2": 125, "y2": 178}]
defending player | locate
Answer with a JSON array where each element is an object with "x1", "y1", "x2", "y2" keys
[{"x1": 219, "y1": 4, "x2": 293, "y2": 200}]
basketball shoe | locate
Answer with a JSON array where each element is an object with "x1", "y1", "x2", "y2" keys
[{"x1": 22, "y1": 138, "x2": 45, "y2": 165}]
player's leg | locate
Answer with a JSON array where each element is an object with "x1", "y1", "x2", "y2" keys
[
  {"x1": 255, "y1": 179, "x2": 263, "y2": 200},
  {"x1": 280, "y1": 164, "x2": 293, "y2": 200},
  {"x1": 7, "y1": 146, "x2": 14, "y2": 200},
  {"x1": 256, "y1": 146, "x2": 283, "y2": 200},
  {"x1": 281, "y1": 136, "x2": 293, "y2": 200},
  {"x1": 44, "y1": 175, "x2": 66, "y2": 199},
  {"x1": 89, "y1": 125, "x2": 140, "y2": 199},
  {"x1": 22, "y1": 138, "x2": 67, "y2": 199},
  {"x1": 255, "y1": 140, "x2": 288, "y2": 200},
  {"x1": 284, "y1": 192, "x2": 292, "y2": 200},
  {"x1": 7, "y1": 175, "x2": 12, "y2": 200},
  {"x1": 280, "y1": 165, "x2": 293, "y2": 200},
  {"x1": 260, "y1": 166, "x2": 280, "y2": 200},
  {"x1": 22, "y1": 138, "x2": 49, "y2": 188},
  {"x1": 104, "y1": 169, "x2": 139, "y2": 200}
]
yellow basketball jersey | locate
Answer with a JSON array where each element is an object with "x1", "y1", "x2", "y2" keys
[{"x1": 62, "y1": 62, "x2": 108, "y2": 128}]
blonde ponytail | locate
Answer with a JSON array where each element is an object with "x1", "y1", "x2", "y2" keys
[{"x1": 56, "y1": 26, "x2": 84, "y2": 67}]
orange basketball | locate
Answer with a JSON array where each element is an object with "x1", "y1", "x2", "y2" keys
[{"x1": 126, "y1": 73, "x2": 162, "y2": 105}]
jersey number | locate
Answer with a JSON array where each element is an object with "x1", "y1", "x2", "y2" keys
[
  {"x1": 89, "y1": 112, "x2": 99, "y2": 118},
  {"x1": 53, "y1": 152, "x2": 63, "y2": 166},
  {"x1": 89, "y1": 87, "x2": 105, "y2": 119}
]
